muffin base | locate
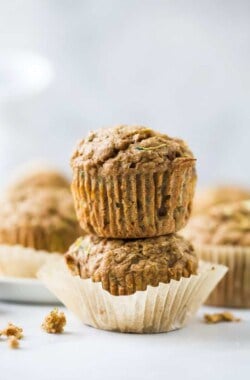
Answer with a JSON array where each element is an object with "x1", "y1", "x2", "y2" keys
[
  {"x1": 0, "y1": 244, "x2": 62, "y2": 278},
  {"x1": 194, "y1": 244, "x2": 250, "y2": 308},
  {"x1": 38, "y1": 261, "x2": 227, "y2": 333},
  {"x1": 72, "y1": 159, "x2": 196, "y2": 238}
]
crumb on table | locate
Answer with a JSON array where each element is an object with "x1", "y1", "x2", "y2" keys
[
  {"x1": 204, "y1": 311, "x2": 241, "y2": 324},
  {"x1": 8, "y1": 336, "x2": 20, "y2": 349},
  {"x1": 42, "y1": 308, "x2": 66, "y2": 334},
  {"x1": 1, "y1": 323, "x2": 23, "y2": 339}
]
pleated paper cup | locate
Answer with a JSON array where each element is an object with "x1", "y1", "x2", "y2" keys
[
  {"x1": 38, "y1": 261, "x2": 227, "y2": 333},
  {"x1": 194, "y1": 244, "x2": 250, "y2": 308},
  {"x1": 0, "y1": 244, "x2": 63, "y2": 278},
  {"x1": 72, "y1": 159, "x2": 196, "y2": 238}
]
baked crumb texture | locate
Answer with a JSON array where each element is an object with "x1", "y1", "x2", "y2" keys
[
  {"x1": 42, "y1": 308, "x2": 66, "y2": 333},
  {"x1": 1, "y1": 323, "x2": 23, "y2": 339},
  {"x1": 8, "y1": 168, "x2": 70, "y2": 193},
  {"x1": 71, "y1": 125, "x2": 196, "y2": 238},
  {"x1": 8, "y1": 335, "x2": 20, "y2": 349},
  {"x1": 183, "y1": 200, "x2": 250, "y2": 246},
  {"x1": 193, "y1": 185, "x2": 250, "y2": 215},
  {"x1": 0, "y1": 323, "x2": 23, "y2": 349},
  {"x1": 66, "y1": 234, "x2": 198, "y2": 296},
  {"x1": 0, "y1": 187, "x2": 80, "y2": 253},
  {"x1": 204, "y1": 311, "x2": 241, "y2": 324}
]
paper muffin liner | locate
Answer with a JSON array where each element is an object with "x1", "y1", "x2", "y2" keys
[
  {"x1": 72, "y1": 159, "x2": 196, "y2": 238},
  {"x1": 38, "y1": 260, "x2": 227, "y2": 333},
  {"x1": 0, "y1": 244, "x2": 63, "y2": 278},
  {"x1": 194, "y1": 244, "x2": 250, "y2": 308}
]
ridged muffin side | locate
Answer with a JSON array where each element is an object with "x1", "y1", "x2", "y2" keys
[
  {"x1": 65, "y1": 234, "x2": 198, "y2": 296},
  {"x1": 71, "y1": 125, "x2": 196, "y2": 238},
  {"x1": 182, "y1": 200, "x2": 250, "y2": 307},
  {"x1": 0, "y1": 188, "x2": 80, "y2": 253}
]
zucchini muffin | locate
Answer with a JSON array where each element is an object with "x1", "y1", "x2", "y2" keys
[
  {"x1": 7, "y1": 167, "x2": 69, "y2": 193},
  {"x1": 71, "y1": 125, "x2": 197, "y2": 238},
  {"x1": 66, "y1": 234, "x2": 198, "y2": 295},
  {"x1": 183, "y1": 200, "x2": 250, "y2": 307},
  {"x1": 193, "y1": 185, "x2": 250, "y2": 215},
  {"x1": 0, "y1": 188, "x2": 80, "y2": 277},
  {"x1": 39, "y1": 234, "x2": 227, "y2": 333}
]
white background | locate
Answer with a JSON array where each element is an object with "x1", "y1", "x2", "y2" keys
[
  {"x1": 0, "y1": 303, "x2": 249, "y2": 380},
  {"x1": 0, "y1": 0, "x2": 249, "y2": 188}
]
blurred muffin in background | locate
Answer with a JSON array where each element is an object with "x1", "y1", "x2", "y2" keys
[
  {"x1": 6, "y1": 163, "x2": 70, "y2": 193},
  {"x1": 0, "y1": 188, "x2": 81, "y2": 278},
  {"x1": 182, "y1": 200, "x2": 250, "y2": 307},
  {"x1": 193, "y1": 185, "x2": 250, "y2": 215}
]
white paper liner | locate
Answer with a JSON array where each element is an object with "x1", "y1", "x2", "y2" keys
[
  {"x1": 194, "y1": 244, "x2": 250, "y2": 307},
  {"x1": 0, "y1": 244, "x2": 63, "y2": 278},
  {"x1": 38, "y1": 261, "x2": 227, "y2": 333}
]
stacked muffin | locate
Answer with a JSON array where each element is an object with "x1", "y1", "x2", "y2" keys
[
  {"x1": 68, "y1": 125, "x2": 198, "y2": 293},
  {"x1": 40, "y1": 125, "x2": 227, "y2": 333},
  {"x1": 70, "y1": 125, "x2": 196, "y2": 238}
]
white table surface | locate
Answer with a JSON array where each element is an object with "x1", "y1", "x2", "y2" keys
[{"x1": 0, "y1": 302, "x2": 249, "y2": 380}]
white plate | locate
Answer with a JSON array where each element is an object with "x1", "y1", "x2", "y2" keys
[{"x1": 0, "y1": 276, "x2": 60, "y2": 304}]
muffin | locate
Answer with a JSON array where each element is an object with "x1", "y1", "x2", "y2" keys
[
  {"x1": 182, "y1": 200, "x2": 250, "y2": 307},
  {"x1": 71, "y1": 125, "x2": 197, "y2": 238},
  {"x1": 7, "y1": 166, "x2": 69, "y2": 193},
  {"x1": 38, "y1": 234, "x2": 227, "y2": 333},
  {"x1": 66, "y1": 234, "x2": 198, "y2": 295},
  {"x1": 0, "y1": 188, "x2": 80, "y2": 277},
  {"x1": 193, "y1": 185, "x2": 250, "y2": 215}
]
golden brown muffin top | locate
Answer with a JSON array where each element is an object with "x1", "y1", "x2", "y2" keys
[
  {"x1": 8, "y1": 168, "x2": 69, "y2": 193},
  {"x1": 183, "y1": 200, "x2": 250, "y2": 246},
  {"x1": 65, "y1": 234, "x2": 198, "y2": 295},
  {"x1": 193, "y1": 185, "x2": 250, "y2": 215},
  {"x1": 0, "y1": 188, "x2": 77, "y2": 232},
  {"x1": 71, "y1": 125, "x2": 195, "y2": 175}
]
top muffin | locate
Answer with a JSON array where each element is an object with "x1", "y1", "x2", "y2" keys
[
  {"x1": 183, "y1": 200, "x2": 250, "y2": 246},
  {"x1": 71, "y1": 125, "x2": 194, "y2": 175},
  {"x1": 71, "y1": 125, "x2": 196, "y2": 238},
  {"x1": 193, "y1": 185, "x2": 250, "y2": 215}
]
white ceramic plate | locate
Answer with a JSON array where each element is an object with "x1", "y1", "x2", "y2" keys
[{"x1": 0, "y1": 276, "x2": 60, "y2": 304}]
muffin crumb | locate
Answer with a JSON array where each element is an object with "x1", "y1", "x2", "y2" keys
[
  {"x1": 8, "y1": 336, "x2": 20, "y2": 349},
  {"x1": 204, "y1": 311, "x2": 241, "y2": 324},
  {"x1": 42, "y1": 308, "x2": 66, "y2": 333},
  {"x1": 1, "y1": 323, "x2": 23, "y2": 339}
]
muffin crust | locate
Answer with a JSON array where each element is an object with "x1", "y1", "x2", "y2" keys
[
  {"x1": 0, "y1": 188, "x2": 80, "y2": 253},
  {"x1": 71, "y1": 125, "x2": 197, "y2": 238},
  {"x1": 71, "y1": 125, "x2": 195, "y2": 175},
  {"x1": 183, "y1": 200, "x2": 250, "y2": 246},
  {"x1": 193, "y1": 185, "x2": 250, "y2": 215},
  {"x1": 8, "y1": 168, "x2": 69, "y2": 192},
  {"x1": 66, "y1": 234, "x2": 198, "y2": 295}
]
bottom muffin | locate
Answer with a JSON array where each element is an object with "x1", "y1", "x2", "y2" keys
[
  {"x1": 39, "y1": 234, "x2": 227, "y2": 333},
  {"x1": 65, "y1": 234, "x2": 198, "y2": 295}
]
